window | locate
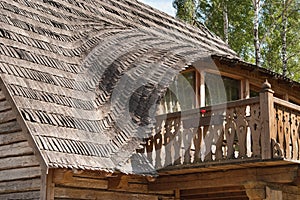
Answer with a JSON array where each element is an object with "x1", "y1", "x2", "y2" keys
[
  {"x1": 250, "y1": 85, "x2": 260, "y2": 97},
  {"x1": 157, "y1": 70, "x2": 243, "y2": 114},
  {"x1": 205, "y1": 72, "x2": 240, "y2": 106},
  {"x1": 158, "y1": 71, "x2": 196, "y2": 114}
]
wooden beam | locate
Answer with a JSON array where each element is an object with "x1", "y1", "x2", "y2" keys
[
  {"x1": 0, "y1": 131, "x2": 26, "y2": 145},
  {"x1": 0, "y1": 120, "x2": 21, "y2": 134},
  {"x1": 0, "y1": 109, "x2": 15, "y2": 124},
  {"x1": 181, "y1": 191, "x2": 248, "y2": 200},
  {"x1": 180, "y1": 186, "x2": 246, "y2": 196},
  {"x1": 0, "y1": 166, "x2": 41, "y2": 182},
  {"x1": 54, "y1": 187, "x2": 159, "y2": 200},
  {"x1": 0, "y1": 78, "x2": 48, "y2": 171},
  {"x1": 148, "y1": 165, "x2": 299, "y2": 191},
  {"x1": 0, "y1": 191, "x2": 40, "y2": 199},
  {"x1": 0, "y1": 141, "x2": 34, "y2": 158},
  {"x1": 46, "y1": 169, "x2": 54, "y2": 200},
  {"x1": 0, "y1": 179, "x2": 40, "y2": 194},
  {"x1": 53, "y1": 169, "x2": 108, "y2": 190},
  {"x1": 0, "y1": 155, "x2": 39, "y2": 170}
]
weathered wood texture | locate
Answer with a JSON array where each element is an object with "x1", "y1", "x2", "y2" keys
[
  {"x1": 1, "y1": 0, "x2": 299, "y2": 174},
  {"x1": 49, "y1": 166, "x2": 300, "y2": 200},
  {"x1": 142, "y1": 97, "x2": 262, "y2": 168},
  {"x1": 0, "y1": 0, "x2": 238, "y2": 173},
  {"x1": 273, "y1": 97, "x2": 300, "y2": 160},
  {"x1": 0, "y1": 89, "x2": 41, "y2": 199},
  {"x1": 141, "y1": 81, "x2": 300, "y2": 168},
  {"x1": 50, "y1": 169, "x2": 174, "y2": 200},
  {"x1": 149, "y1": 165, "x2": 299, "y2": 192}
]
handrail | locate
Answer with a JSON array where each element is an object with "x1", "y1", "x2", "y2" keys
[
  {"x1": 274, "y1": 97, "x2": 300, "y2": 112},
  {"x1": 141, "y1": 97, "x2": 262, "y2": 169},
  {"x1": 155, "y1": 96, "x2": 260, "y2": 121},
  {"x1": 138, "y1": 81, "x2": 300, "y2": 170},
  {"x1": 272, "y1": 97, "x2": 300, "y2": 160}
]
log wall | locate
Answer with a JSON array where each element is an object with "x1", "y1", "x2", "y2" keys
[
  {"x1": 49, "y1": 169, "x2": 174, "y2": 200},
  {"x1": 0, "y1": 89, "x2": 41, "y2": 199}
]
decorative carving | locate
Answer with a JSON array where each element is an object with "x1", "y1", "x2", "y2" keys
[
  {"x1": 271, "y1": 139, "x2": 283, "y2": 159},
  {"x1": 248, "y1": 104, "x2": 261, "y2": 157},
  {"x1": 235, "y1": 106, "x2": 248, "y2": 158},
  {"x1": 142, "y1": 83, "x2": 300, "y2": 170},
  {"x1": 283, "y1": 111, "x2": 291, "y2": 159},
  {"x1": 225, "y1": 110, "x2": 236, "y2": 159}
]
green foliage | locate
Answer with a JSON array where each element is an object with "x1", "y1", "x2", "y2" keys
[
  {"x1": 173, "y1": 0, "x2": 300, "y2": 82},
  {"x1": 260, "y1": 0, "x2": 300, "y2": 81},
  {"x1": 173, "y1": 0, "x2": 197, "y2": 24}
]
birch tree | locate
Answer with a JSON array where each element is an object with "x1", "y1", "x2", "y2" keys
[
  {"x1": 252, "y1": 0, "x2": 261, "y2": 67},
  {"x1": 173, "y1": 0, "x2": 300, "y2": 81},
  {"x1": 222, "y1": 0, "x2": 229, "y2": 44}
]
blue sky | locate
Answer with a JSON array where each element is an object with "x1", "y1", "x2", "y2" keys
[{"x1": 138, "y1": 0, "x2": 176, "y2": 16}]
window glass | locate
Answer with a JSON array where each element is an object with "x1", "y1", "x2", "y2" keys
[
  {"x1": 205, "y1": 73, "x2": 240, "y2": 106},
  {"x1": 158, "y1": 71, "x2": 196, "y2": 114},
  {"x1": 250, "y1": 85, "x2": 260, "y2": 97}
]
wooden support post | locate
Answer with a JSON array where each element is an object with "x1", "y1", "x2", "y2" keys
[
  {"x1": 174, "y1": 189, "x2": 180, "y2": 200},
  {"x1": 195, "y1": 71, "x2": 200, "y2": 108},
  {"x1": 41, "y1": 168, "x2": 54, "y2": 200},
  {"x1": 265, "y1": 186, "x2": 282, "y2": 200},
  {"x1": 260, "y1": 80, "x2": 275, "y2": 159},
  {"x1": 282, "y1": 185, "x2": 300, "y2": 200},
  {"x1": 244, "y1": 181, "x2": 266, "y2": 200},
  {"x1": 200, "y1": 71, "x2": 205, "y2": 107},
  {"x1": 243, "y1": 78, "x2": 250, "y2": 99},
  {"x1": 108, "y1": 175, "x2": 129, "y2": 190}
]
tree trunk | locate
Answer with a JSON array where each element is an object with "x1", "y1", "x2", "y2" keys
[
  {"x1": 222, "y1": 0, "x2": 229, "y2": 44},
  {"x1": 281, "y1": 0, "x2": 288, "y2": 77},
  {"x1": 253, "y1": 0, "x2": 261, "y2": 67}
]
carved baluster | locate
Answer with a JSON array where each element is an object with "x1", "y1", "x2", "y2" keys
[
  {"x1": 225, "y1": 111, "x2": 236, "y2": 159},
  {"x1": 215, "y1": 124, "x2": 224, "y2": 160},
  {"x1": 277, "y1": 108, "x2": 284, "y2": 149},
  {"x1": 297, "y1": 115, "x2": 300, "y2": 160},
  {"x1": 283, "y1": 111, "x2": 291, "y2": 159},
  {"x1": 193, "y1": 127, "x2": 201, "y2": 163},
  {"x1": 154, "y1": 120, "x2": 163, "y2": 169},
  {"x1": 248, "y1": 104, "x2": 261, "y2": 157},
  {"x1": 145, "y1": 136, "x2": 154, "y2": 165},
  {"x1": 235, "y1": 106, "x2": 248, "y2": 158},
  {"x1": 183, "y1": 128, "x2": 193, "y2": 164},
  {"x1": 290, "y1": 112, "x2": 298, "y2": 160},
  {"x1": 164, "y1": 118, "x2": 173, "y2": 166},
  {"x1": 203, "y1": 125, "x2": 214, "y2": 161},
  {"x1": 173, "y1": 117, "x2": 182, "y2": 165}
]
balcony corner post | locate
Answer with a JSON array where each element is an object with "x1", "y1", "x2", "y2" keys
[{"x1": 260, "y1": 80, "x2": 275, "y2": 159}]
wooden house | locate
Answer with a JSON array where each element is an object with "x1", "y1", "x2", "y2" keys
[{"x1": 0, "y1": 0, "x2": 300, "y2": 199}]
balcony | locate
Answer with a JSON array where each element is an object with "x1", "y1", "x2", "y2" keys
[{"x1": 138, "y1": 81, "x2": 300, "y2": 172}]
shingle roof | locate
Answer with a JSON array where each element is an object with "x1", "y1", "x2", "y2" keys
[{"x1": 0, "y1": 0, "x2": 238, "y2": 174}]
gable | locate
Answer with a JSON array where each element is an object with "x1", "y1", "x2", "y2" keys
[{"x1": 0, "y1": 82, "x2": 42, "y2": 199}]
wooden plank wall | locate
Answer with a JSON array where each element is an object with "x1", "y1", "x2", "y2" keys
[
  {"x1": 50, "y1": 169, "x2": 174, "y2": 200},
  {"x1": 0, "y1": 89, "x2": 41, "y2": 199}
]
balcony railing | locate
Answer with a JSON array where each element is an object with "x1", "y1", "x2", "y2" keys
[
  {"x1": 273, "y1": 97, "x2": 300, "y2": 160},
  {"x1": 138, "y1": 81, "x2": 300, "y2": 169}
]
